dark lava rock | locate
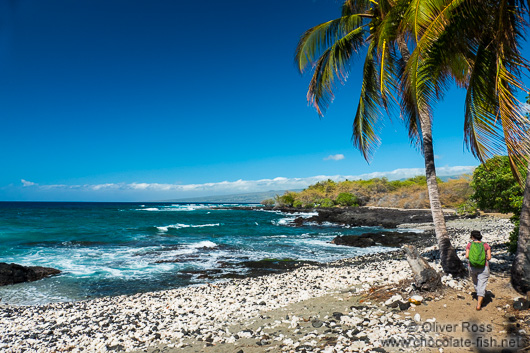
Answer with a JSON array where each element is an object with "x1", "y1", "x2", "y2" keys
[
  {"x1": 0, "y1": 263, "x2": 61, "y2": 286},
  {"x1": 180, "y1": 269, "x2": 223, "y2": 280},
  {"x1": 331, "y1": 231, "x2": 432, "y2": 248},
  {"x1": 398, "y1": 301, "x2": 411, "y2": 311},
  {"x1": 300, "y1": 207, "x2": 457, "y2": 228},
  {"x1": 239, "y1": 258, "x2": 319, "y2": 277},
  {"x1": 311, "y1": 319, "x2": 323, "y2": 328},
  {"x1": 332, "y1": 312, "x2": 343, "y2": 320},
  {"x1": 513, "y1": 299, "x2": 529, "y2": 311},
  {"x1": 241, "y1": 258, "x2": 318, "y2": 270},
  {"x1": 106, "y1": 344, "x2": 125, "y2": 351}
]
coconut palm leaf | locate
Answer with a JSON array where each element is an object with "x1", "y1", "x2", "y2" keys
[
  {"x1": 352, "y1": 41, "x2": 383, "y2": 160},
  {"x1": 342, "y1": 0, "x2": 374, "y2": 16},
  {"x1": 304, "y1": 27, "x2": 368, "y2": 116},
  {"x1": 464, "y1": 43, "x2": 506, "y2": 162},
  {"x1": 295, "y1": 15, "x2": 365, "y2": 74},
  {"x1": 489, "y1": 0, "x2": 530, "y2": 177}
]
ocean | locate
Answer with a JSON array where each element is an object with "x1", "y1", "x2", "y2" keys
[{"x1": 0, "y1": 202, "x2": 394, "y2": 305}]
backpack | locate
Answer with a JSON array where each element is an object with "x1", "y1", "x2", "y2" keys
[{"x1": 469, "y1": 242, "x2": 486, "y2": 267}]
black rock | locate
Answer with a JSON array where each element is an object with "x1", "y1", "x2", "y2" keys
[
  {"x1": 332, "y1": 312, "x2": 343, "y2": 320},
  {"x1": 106, "y1": 344, "x2": 125, "y2": 352},
  {"x1": 398, "y1": 301, "x2": 411, "y2": 311},
  {"x1": 311, "y1": 319, "x2": 323, "y2": 328},
  {"x1": 298, "y1": 207, "x2": 457, "y2": 229},
  {"x1": 0, "y1": 263, "x2": 61, "y2": 286},
  {"x1": 331, "y1": 231, "x2": 432, "y2": 248},
  {"x1": 513, "y1": 299, "x2": 529, "y2": 311}
]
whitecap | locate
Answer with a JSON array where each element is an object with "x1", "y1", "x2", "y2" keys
[
  {"x1": 156, "y1": 223, "x2": 220, "y2": 233},
  {"x1": 189, "y1": 240, "x2": 217, "y2": 249},
  {"x1": 272, "y1": 217, "x2": 296, "y2": 226},
  {"x1": 193, "y1": 223, "x2": 220, "y2": 228}
]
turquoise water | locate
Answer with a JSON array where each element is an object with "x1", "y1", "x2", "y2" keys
[{"x1": 0, "y1": 202, "x2": 393, "y2": 305}]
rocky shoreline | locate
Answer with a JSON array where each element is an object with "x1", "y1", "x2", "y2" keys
[
  {"x1": 272, "y1": 206, "x2": 460, "y2": 228},
  {"x1": 0, "y1": 263, "x2": 61, "y2": 286},
  {"x1": 0, "y1": 213, "x2": 527, "y2": 353}
]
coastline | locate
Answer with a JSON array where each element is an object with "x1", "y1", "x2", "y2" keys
[{"x1": 1, "y1": 213, "x2": 528, "y2": 353}]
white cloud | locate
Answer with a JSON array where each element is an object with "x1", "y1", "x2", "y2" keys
[
  {"x1": 324, "y1": 154, "x2": 345, "y2": 161},
  {"x1": 18, "y1": 165, "x2": 477, "y2": 200},
  {"x1": 21, "y1": 179, "x2": 37, "y2": 187}
]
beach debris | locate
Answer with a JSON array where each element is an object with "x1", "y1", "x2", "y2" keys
[
  {"x1": 409, "y1": 295, "x2": 423, "y2": 305},
  {"x1": 402, "y1": 245, "x2": 442, "y2": 291}
]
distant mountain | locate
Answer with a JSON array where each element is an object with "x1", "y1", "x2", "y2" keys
[
  {"x1": 438, "y1": 174, "x2": 472, "y2": 182},
  {"x1": 164, "y1": 190, "x2": 301, "y2": 204}
]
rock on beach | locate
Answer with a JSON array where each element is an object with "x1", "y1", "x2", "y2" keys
[
  {"x1": 331, "y1": 230, "x2": 434, "y2": 248},
  {"x1": 0, "y1": 263, "x2": 61, "y2": 286}
]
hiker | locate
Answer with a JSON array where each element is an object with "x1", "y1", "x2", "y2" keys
[{"x1": 465, "y1": 230, "x2": 492, "y2": 310}]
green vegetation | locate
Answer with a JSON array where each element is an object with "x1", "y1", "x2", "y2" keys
[
  {"x1": 471, "y1": 156, "x2": 527, "y2": 253},
  {"x1": 471, "y1": 156, "x2": 524, "y2": 213},
  {"x1": 267, "y1": 176, "x2": 472, "y2": 209},
  {"x1": 261, "y1": 198, "x2": 275, "y2": 206},
  {"x1": 335, "y1": 192, "x2": 358, "y2": 207}
]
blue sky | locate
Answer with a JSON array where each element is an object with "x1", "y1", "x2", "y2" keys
[{"x1": 0, "y1": 0, "x2": 524, "y2": 201}]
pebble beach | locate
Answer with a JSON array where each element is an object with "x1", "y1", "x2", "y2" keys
[{"x1": 1, "y1": 216, "x2": 526, "y2": 353}]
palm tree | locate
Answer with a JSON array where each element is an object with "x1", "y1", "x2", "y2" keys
[
  {"x1": 295, "y1": 0, "x2": 467, "y2": 275},
  {"x1": 511, "y1": 97, "x2": 530, "y2": 296},
  {"x1": 403, "y1": 0, "x2": 530, "y2": 294},
  {"x1": 512, "y1": 164, "x2": 530, "y2": 296}
]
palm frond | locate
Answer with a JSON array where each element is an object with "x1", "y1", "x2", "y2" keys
[
  {"x1": 305, "y1": 26, "x2": 367, "y2": 116},
  {"x1": 395, "y1": 33, "x2": 423, "y2": 149},
  {"x1": 491, "y1": 0, "x2": 530, "y2": 180},
  {"x1": 342, "y1": 0, "x2": 374, "y2": 16},
  {"x1": 496, "y1": 59, "x2": 530, "y2": 178},
  {"x1": 464, "y1": 44, "x2": 506, "y2": 162},
  {"x1": 295, "y1": 15, "x2": 364, "y2": 74},
  {"x1": 352, "y1": 41, "x2": 383, "y2": 161}
]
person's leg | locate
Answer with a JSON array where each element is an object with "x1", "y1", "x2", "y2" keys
[
  {"x1": 477, "y1": 296, "x2": 484, "y2": 310},
  {"x1": 475, "y1": 266, "x2": 490, "y2": 310},
  {"x1": 470, "y1": 267, "x2": 479, "y2": 295}
]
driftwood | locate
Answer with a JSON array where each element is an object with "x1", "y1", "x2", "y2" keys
[{"x1": 403, "y1": 245, "x2": 442, "y2": 291}]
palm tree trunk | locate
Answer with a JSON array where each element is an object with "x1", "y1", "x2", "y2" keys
[
  {"x1": 511, "y1": 162, "x2": 530, "y2": 296},
  {"x1": 420, "y1": 115, "x2": 467, "y2": 276}
]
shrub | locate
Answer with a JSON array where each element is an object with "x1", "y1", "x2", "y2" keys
[
  {"x1": 471, "y1": 155, "x2": 527, "y2": 253},
  {"x1": 319, "y1": 198, "x2": 334, "y2": 208},
  {"x1": 261, "y1": 198, "x2": 275, "y2": 206},
  {"x1": 275, "y1": 192, "x2": 297, "y2": 207},
  {"x1": 336, "y1": 192, "x2": 358, "y2": 207},
  {"x1": 456, "y1": 200, "x2": 479, "y2": 217},
  {"x1": 471, "y1": 156, "x2": 524, "y2": 213},
  {"x1": 293, "y1": 200, "x2": 303, "y2": 208}
]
